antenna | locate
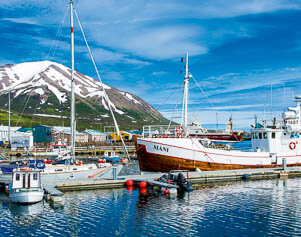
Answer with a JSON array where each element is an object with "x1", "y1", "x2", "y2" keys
[
  {"x1": 270, "y1": 84, "x2": 273, "y2": 121},
  {"x1": 283, "y1": 83, "x2": 286, "y2": 111},
  {"x1": 216, "y1": 112, "x2": 218, "y2": 132}
]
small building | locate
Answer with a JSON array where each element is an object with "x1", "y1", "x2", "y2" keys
[
  {"x1": 32, "y1": 125, "x2": 54, "y2": 143},
  {"x1": 83, "y1": 129, "x2": 106, "y2": 142},
  {"x1": 107, "y1": 131, "x2": 133, "y2": 142},
  {"x1": 54, "y1": 131, "x2": 88, "y2": 144},
  {"x1": 17, "y1": 127, "x2": 33, "y2": 134}
]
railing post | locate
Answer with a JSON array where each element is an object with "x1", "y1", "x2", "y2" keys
[
  {"x1": 282, "y1": 158, "x2": 287, "y2": 171},
  {"x1": 112, "y1": 166, "x2": 117, "y2": 180}
]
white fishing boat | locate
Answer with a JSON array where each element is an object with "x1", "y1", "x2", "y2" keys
[
  {"x1": 9, "y1": 168, "x2": 44, "y2": 204},
  {"x1": 136, "y1": 52, "x2": 301, "y2": 172},
  {"x1": 29, "y1": 140, "x2": 71, "y2": 157}
]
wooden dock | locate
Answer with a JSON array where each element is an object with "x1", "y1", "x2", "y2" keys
[{"x1": 44, "y1": 186, "x2": 64, "y2": 203}]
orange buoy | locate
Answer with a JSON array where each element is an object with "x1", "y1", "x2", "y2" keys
[
  {"x1": 126, "y1": 179, "x2": 133, "y2": 187},
  {"x1": 139, "y1": 181, "x2": 147, "y2": 189},
  {"x1": 163, "y1": 189, "x2": 169, "y2": 195},
  {"x1": 42, "y1": 159, "x2": 47, "y2": 164},
  {"x1": 97, "y1": 159, "x2": 102, "y2": 164},
  {"x1": 47, "y1": 160, "x2": 52, "y2": 164}
]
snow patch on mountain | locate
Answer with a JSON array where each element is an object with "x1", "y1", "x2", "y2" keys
[{"x1": 120, "y1": 92, "x2": 141, "y2": 105}]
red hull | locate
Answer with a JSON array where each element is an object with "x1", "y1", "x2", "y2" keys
[
  {"x1": 189, "y1": 132, "x2": 243, "y2": 142},
  {"x1": 136, "y1": 144, "x2": 301, "y2": 172}
]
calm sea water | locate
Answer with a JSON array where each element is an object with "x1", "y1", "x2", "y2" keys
[{"x1": 0, "y1": 177, "x2": 301, "y2": 236}]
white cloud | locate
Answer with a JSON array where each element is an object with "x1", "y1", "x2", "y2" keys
[
  {"x1": 152, "y1": 71, "x2": 167, "y2": 76},
  {"x1": 90, "y1": 48, "x2": 150, "y2": 66}
]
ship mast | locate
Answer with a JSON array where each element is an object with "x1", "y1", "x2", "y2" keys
[
  {"x1": 8, "y1": 88, "x2": 11, "y2": 145},
  {"x1": 70, "y1": 0, "x2": 75, "y2": 161},
  {"x1": 181, "y1": 52, "x2": 189, "y2": 128}
]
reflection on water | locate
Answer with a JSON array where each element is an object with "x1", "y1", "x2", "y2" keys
[{"x1": 0, "y1": 178, "x2": 300, "y2": 236}]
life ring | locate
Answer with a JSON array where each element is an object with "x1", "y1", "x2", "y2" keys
[
  {"x1": 176, "y1": 126, "x2": 185, "y2": 135},
  {"x1": 289, "y1": 142, "x2": 296, "y2": 150}
]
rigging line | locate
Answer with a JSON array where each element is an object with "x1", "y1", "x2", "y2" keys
[
  {"x1": 74, "y1": 8, "x2": 129, "y2": 158},
  {"x1": 15, "y1": 88, "x2": 33, "y2": 127},
  {"x1": 156, "y1": 85, "x2": 182, "y2": 112},
  {"x1": 190, "y1": 74, "x2": 215, "y2": 109},
  {"x1": 30, "y1": 90, "x2": 42, "y2": 127},
  {"x1": 46, "y1": 6, "x2": 68, "y2": 60},
  {"x1": 168, "y1": 84, "x2": 184, "y2": 130}
]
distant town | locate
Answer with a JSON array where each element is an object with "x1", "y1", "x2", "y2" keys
[{"x1": 0, "y1": 124, "x2": 142, "y2": 150}]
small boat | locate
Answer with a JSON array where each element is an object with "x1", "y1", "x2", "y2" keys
[
  {"x1": 9, "y1": 168, "x2": 44, "y2": 204},
  {"x1": 187, "y1": 118, "x2": 243, "y2": 142},
  {"x1": 29, "y1": 140, "x2": 71, "y2": 157},
  {"x1": 102, "y1": 151, "x2": 121, "y2": 164},
  {"x1": 159, "y1": 172, "x2": 194, "y2": 192}
]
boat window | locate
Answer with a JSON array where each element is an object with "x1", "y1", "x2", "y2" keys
[
  {"x1": 33, "y1": 173, "x2": 38, "y2": 180},
  {"x1": 28, "y1": 174, "x2": 31, "y2": 188},
  {"x1": 16, "y1": 173, "x2": 20, "y2": 181},
  {"x1": 272, "y1": 132, "x2": 276, "y2": 139},
  {"x1": 259, "y1": 133, "x2": 262, "y2": 139},
  {"x1": 264, "y1": 133, "x2": 267, "y2": 139},
  {"x1": 255, "y1": 133, "x2": 258, "y2": 139},
  {"x1": 23, "y1": 174, "x2": 26, "y2": 188}
]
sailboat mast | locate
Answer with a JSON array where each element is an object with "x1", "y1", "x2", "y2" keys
[
  {"x1": 70, "y1": 0, "x2": 75, "y2": 160},
  {"x1": 181, "y1": 52, "x2": 189, "y2": 127},
  {"x1": 8, "y1": 88, "x2": 11, "y2": 145}
]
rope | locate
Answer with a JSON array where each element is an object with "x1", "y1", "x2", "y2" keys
[
  {"x1": 15, "y1": 89, "x2": 33, "y2": 126},
  {"x1": 167, "y1": 85, "x2": 183, "y2": 131},
  {"x1": 74, "y1": 8, "x2": 130, "y2": 159},
  {"x1": 46, "y1": 6, "x2": 68, "y2": 60},
  {"x1": 190, "y1": 74, "x2": 215, "y2": 109}
]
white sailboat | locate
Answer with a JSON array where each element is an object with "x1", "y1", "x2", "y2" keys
[
  {"x1": 136, "y1": 52, "x2": 301, "y2": 172},
  {"x1": 3, "y1": 1, "x2": 127, "y2": 180}
]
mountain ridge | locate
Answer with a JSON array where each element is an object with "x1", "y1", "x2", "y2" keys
[{"x1": 0, "y1": 61, "x2": 168, "y2": 130}]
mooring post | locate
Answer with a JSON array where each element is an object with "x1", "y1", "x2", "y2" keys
[
  {"x1": 112, "y1": 166, "x2": 117, "y2": 180},
  {"x1": 282, "y1": 158, "x2": 287, "y2": 171}
]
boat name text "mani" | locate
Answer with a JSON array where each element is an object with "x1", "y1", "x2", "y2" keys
[{"x1": 154, "y1": 145, "x2": 169, "y2": 152}]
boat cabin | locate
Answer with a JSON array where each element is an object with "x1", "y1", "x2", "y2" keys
[
  {"x1": 251, "y1": 96, "x2": 301, "y2": 153},
  {"x1": 12, "y1": 168, "x2": 42, "y2": 190}
]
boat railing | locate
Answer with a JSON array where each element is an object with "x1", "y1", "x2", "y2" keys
[{"x1": 142, "y1": 125, "x2": 178, "y2": 138}]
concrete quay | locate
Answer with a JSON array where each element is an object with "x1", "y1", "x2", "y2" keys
[{"x1": 54, "y1": 166, "x2": 301, "y2": 192}]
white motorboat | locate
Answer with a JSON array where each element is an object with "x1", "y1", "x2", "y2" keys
[{"x1": 9, "y1": 168, "x2": 44, "y2": 204}]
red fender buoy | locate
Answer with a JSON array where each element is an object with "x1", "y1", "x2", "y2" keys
[
  {"x1": 126, "y1": 179, "x2": 133, "y2": 187},
  {"x1": 139, "y1": 181, "x2": 147, "y2": 189}
]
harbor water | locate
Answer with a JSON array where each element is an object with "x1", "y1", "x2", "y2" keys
[{"x1": 0, "y1": 177, "x2": 301, "y2": 236}]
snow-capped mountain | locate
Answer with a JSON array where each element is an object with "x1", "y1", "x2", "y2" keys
[{"x1": 0, "y1": 61, "x2": 166, "y2": 128}]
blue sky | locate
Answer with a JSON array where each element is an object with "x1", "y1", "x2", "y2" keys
[{"x1": 1, "y1": 0, "x2": 301, "y2": 130}]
